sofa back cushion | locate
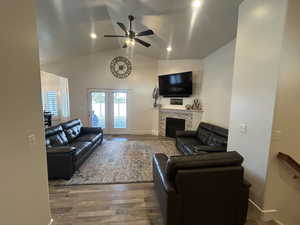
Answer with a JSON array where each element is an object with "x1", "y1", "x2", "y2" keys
[
  {"x1": 196, "y1": 122, "x2": 228, "y2": 146},
  {"x1": 45, "y1": 125, "x2": 69, "y2": 147},
  {"x1": 166, "y1": 151, "x2": 243, "y2": 182},
  {"x1": 61, "y1": 119, "x2": 82, "y2": 142}
]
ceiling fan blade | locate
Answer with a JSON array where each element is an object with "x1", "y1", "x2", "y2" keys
[
  {"x1": 104, "y1": 35, "x2": 126, "y2": 38},
  {"x1": 117, "y1": 22, "x2": 128, "y2": 34},
  {"x1": 136, "y1": 29, "x2": 154, "y2": 37},
  {"x1": 122, "y1": 43, "x2": 128, "y2": 48},
  {"x1": 134, "y1": 38, "x2": 151, "y2": 48}
]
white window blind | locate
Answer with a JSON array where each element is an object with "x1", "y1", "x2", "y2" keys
[{"x1": 44, "y1": 91, "x2": 58, "y2": 116}]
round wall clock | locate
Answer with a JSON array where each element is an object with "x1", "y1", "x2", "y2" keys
[{"x1": 110, "y1": 56, "x2": 132, "y2": 79}]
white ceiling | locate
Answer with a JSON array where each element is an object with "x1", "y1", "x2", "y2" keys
[{"x1": 37, "y1": 0, "x2": 243, "y2": 65}]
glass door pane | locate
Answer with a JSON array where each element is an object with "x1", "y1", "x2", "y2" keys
[
  {"x1": 91, "y1": 92, "x2": 106, "y2": 128},
  {"x1": 113, "y1": 92, "x2": 127, "y2": 128}
]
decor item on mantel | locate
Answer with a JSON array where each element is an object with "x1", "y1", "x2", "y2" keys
[
  {"x1": 110, "y1": 56, "x2": 132, "y2": 79},
  {"x1": 185, "y1": 104, "x2": 192, "y2": 110},
  {"x1": 185, "y1": 99, "x2": 202, "y2": 111},
  {"x1": 192, "y1": 99, "x2": 201, "y2": 110},
  {"x1": 152, "y1": 87, "x2": 160, "y2": 108}
]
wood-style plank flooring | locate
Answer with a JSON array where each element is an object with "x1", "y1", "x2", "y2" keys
[
  {"x1": 50, "y1": 183, "x2": 163, "y2": 225},
  {"x1": 49, "y1": 135, "x2": 275, "y2": 225},
  {"x1": 50, "y1": 182, "x2": 276, "y2": 225}
]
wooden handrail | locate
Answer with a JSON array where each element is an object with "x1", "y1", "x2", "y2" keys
[{"x1": 277, "y1": 152, "x2": 300, "y2": 176}]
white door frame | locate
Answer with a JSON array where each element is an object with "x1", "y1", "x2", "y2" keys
[{"x1": 87, "y1": 88, "x2": 130, "y2": 134}]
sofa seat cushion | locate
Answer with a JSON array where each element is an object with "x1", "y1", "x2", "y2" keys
[
  {"x1": 177, "y1": 137, "x2": 202, "y2": 154},
  {"x1": 75, "y1": 133, "x2": 102, "y2": 144},
  {"x1": 68, "y1": 141, "x2": 92, "y2": 160}
]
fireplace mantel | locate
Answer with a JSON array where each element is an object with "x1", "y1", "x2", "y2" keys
[{"x1": 159, "y1": 108, "x2": 203, "y2": 113}]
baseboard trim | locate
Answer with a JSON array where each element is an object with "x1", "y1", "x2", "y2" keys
[
  {"x1": 273, "y1": 219, "x2": 284, "y2": 225},
  {"x1": 48, "y1": 218, "x2": 53, "y2": 225},
  {"x1": 151, "y1": 130, "x2": 159, "y2": 136},
  {"x1": 105, "y1": 130, "x2": 153, "y2": 135},
  {"x1": 248, "y1": 199, "x2": 279, "y2": 222}
]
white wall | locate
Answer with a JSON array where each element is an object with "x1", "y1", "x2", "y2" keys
[
  {"x1": 0, "y1": 1, "x2": 51, "y2": 225},
  {"x1": 42, "y1": 49, "x2": 158, "y2": 134},
  {"x1": 151, "y1": 59, "x2": 203, "y2": 134},
  {"x1": 263, "y1": 0, "x2": 300, "y2": 224},
  {"x1": 157, "y1": 59, "x2": 203, "y2": 109},
  {"x1": 201, "y1": 40, "x2": 236, "y2": 128},
  {"x1": 228, "y1": 0, "x2": 287, "y2": 207}
]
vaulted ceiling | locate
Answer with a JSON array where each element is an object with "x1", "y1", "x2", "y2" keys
[{"x1": 37, "y1": 0, "x2": 243, "y2": 65}]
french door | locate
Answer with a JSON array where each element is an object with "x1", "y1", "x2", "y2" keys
[{"x1": 88, "y1": 89, "x2": 128, "y2": 133}]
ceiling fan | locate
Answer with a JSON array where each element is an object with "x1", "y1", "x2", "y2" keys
[{"x1": 104, "y1": 15, "x2": 154, "y2": 48}]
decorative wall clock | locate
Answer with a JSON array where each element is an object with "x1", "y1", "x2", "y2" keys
[{"x1": 110, "y1": 56, "x2": 132, "y2": 79}]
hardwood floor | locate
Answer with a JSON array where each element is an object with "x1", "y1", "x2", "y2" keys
[
  {"x1": 49, "y1": 183, "x2": 273, "y2": 225},
  {"x1": 49, "y1": 135, "x2": 275, "y2": 225},
  {"x1": 50, "y1": 183, "x2": 163, "y2": 225}
]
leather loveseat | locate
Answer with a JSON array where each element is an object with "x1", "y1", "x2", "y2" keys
[
  {"x1": 176, "y1": 122, "x2": 228, "y2": 155},
  {"x1": 153, "y1": 151, "x2": 251, "y2": 225},
  {"x1": 46, "y1": 119, "x2": 103, "y2": 180}
]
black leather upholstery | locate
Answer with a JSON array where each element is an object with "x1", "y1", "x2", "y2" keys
[
  {"x1": 166, "y1": 151, "x2": 243, "y2": 181},
  {"x1": 76, "y1": 133, "x2": 103, "y2": 144},
  {"x1": 46, "y1": 119, "x2": 103, "y2": 180},
  {"x1": 61, "y1": 119, "x2": 82, "y2": 142},
  {"x1": 176, "y1": 122, "x2": 228, "y2": 155},
  {"x1": 153, "y1": 151, "x2": 251, "y2": 225},
  {"x1": 45, "y1": 125, "x2": 69, "y2": 147}
]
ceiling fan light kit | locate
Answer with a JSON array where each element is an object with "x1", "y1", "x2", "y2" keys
[{"x1": 104, "y1": 15, "x2": 154, "y2": 48}]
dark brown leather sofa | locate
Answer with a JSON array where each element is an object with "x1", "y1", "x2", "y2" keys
[
  {"x1": 46, "y1": 119, "x2": 103, "y2": 180},
  {"x1": 176, "y1": 122, "x2": 228, "y2": 155},
  {"x1": 153, "y1": 151, "x2": 250, "y2": 225}
]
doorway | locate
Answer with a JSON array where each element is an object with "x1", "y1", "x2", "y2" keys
[{"x1": 88, "y1": 89, "x2": 128, "y2": 134}]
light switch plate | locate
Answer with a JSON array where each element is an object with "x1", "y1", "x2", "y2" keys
[
  {"x1": 28, "y1": 134, "x2": 36, "y2": 147},
  {"x1": 240, "y1": 124, "x2": 247, "y2": 134}
]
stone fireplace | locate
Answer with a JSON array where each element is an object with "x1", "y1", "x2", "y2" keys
[{"x1": 159, "y1": 108, "x2": 202, "y2": 136}]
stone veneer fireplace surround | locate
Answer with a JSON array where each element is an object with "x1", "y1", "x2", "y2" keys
[{"x1": 159, "y1": 108, "x2": 202, "y2": 136}]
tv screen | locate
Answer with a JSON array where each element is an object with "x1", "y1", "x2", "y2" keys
[{"x1": 159, "y1": 71, "x2": 193, "y2": 97}]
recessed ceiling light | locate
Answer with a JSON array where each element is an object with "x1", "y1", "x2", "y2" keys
[
  {"x1": 167, "y1": 46, "x2": 172, "y2": 52},
  {"x1": 192, "y1": 0, "x2": 202, "y2": 8},
  {"x1": 90, "y1": 33, "x2": 98, "y2": 39}
]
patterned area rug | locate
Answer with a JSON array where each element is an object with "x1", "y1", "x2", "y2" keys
[{"x1": 50, "y1": 139, "x2": 180, "y2": 186}]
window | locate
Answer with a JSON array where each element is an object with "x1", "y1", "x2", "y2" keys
[
  {"x1": 91, "y1": 92, "x2": 106, "y2": 128},
  {"x1": 44, "y1": 91, "x2": 58, "y2": 116},
  {"x1": 89, "y1": 90, "x2": 128, "y2": 130},
  {"x1": 113, "y1": 92, "x2": 127, "y2": 128}
]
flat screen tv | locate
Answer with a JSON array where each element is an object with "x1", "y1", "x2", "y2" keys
[{"x1": 159, "y1": 71, "x2": 192, "y2": 97}]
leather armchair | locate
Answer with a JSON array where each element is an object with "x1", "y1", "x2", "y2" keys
[{"x1": 153, "y1": 151, "x2": 251, "y2": 225}]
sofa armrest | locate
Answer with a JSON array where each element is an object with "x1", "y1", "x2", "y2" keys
[
  {"x1": 47, "y1": 146, "x2": 76, "y2": 154},
  {"x1": 81, "y1": 127, "x2": 103, "y2": 134},
  {"x1": 46, "y1": 146, "x2": 76, "y2": 180},
  {"x1": 176, "y1": 130, "x2": 197, "y2": 137},
  {"x1": 153, "y1": 154, "x2": 177, "y2": 193},
  {"x1": 193, "y1": 145, "x2": 227, "y2": 153}
]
